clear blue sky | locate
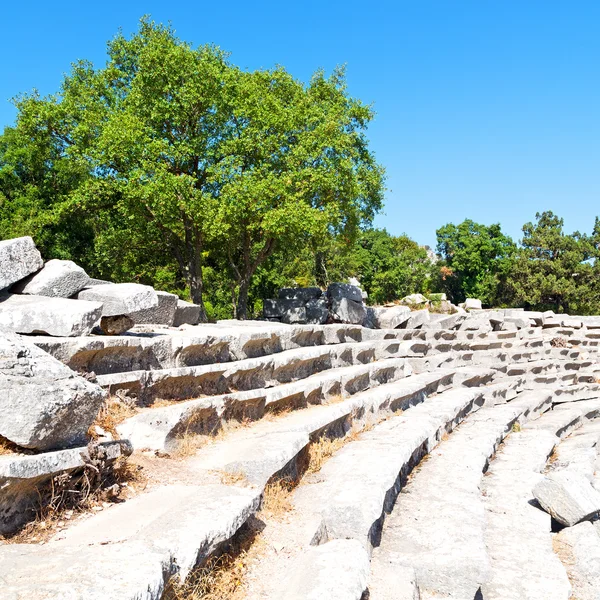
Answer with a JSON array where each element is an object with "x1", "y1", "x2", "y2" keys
[{"x1": 2, "y1": 1, "x2": 599, "y2": 248}]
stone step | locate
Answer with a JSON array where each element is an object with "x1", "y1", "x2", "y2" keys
[
  {"x1": 96, "y1": 339, "x2": 428, "y2": 404},
  {"x1": 185, "y1": 368, "x2": 488, "y2": 487},
  {"x1": 368, "y1": 389, "x2": 553, "y2": 600},
  {"x1": 0, "y1": 483, "x2": 260, "y2": 600},
  {"x1": 117, "y1": 357, "x2": 413, "y2": 452},
  {"x1": 480, "y1": 409, "x2": 576, "y2": 600},
  {"x1": 554, "y1": 521, "x2": 600, "y2": 600},
  {"x1": 0, "y1": 440, "x2": 131, "y2": 535}
]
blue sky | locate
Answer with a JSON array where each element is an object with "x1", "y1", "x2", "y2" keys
[{"x1": 1, "y1": 1, "x2": 599, "y2": 248}]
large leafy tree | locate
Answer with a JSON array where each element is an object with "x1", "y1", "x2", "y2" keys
[
  {"x1": 435, "y1": 219, "x2": 516, "y2": 306},
  {"x1": 510, "y1": 211, "x2": 597, "y2": 313},
  {"x1": 1, "y1": 18, "x2": 384, "y2": 320}
]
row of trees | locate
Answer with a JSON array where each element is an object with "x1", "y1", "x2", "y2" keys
[{"x1": 1, "y1": 19, "x2": 599, "y2": 317}]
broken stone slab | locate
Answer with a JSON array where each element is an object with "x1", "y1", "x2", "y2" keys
[
  {"x1": 330, "y1": 297, "x2": 366, "y2": 324},
  {"x1": 405, "y1": 308, "x2": 430, "y2": 329},
  {"x1": 280, "y1": 540, "x2": 370, "y2": 600},
  {"x1": 281, "y1": 304, "x2": 308, "y2": 324},
  {"x1": 129, "y1": 290, "x2": 178, "y2": 326},
  {"x1": 0, "y1": 440, "x2": 131, "y2": 535},
  {"x1": 327, "y1": 282, "x2": 363, "y2": 303},
  {"x1": 371, "y1": 305, "x2": 411, "y2": 329},
  {"x1": 77, "y1": 283, "x2": 158, "y2": 316},
  {"x1": 12, "y1": 259, "x2": 90, "y2": 298},
  {"x1": 400, "y1": 293, "x2": 429, "y2": 306},
  {"x1": 533, "y1": 470, "x2": 600, "y2": 526},
  {"x1": 554, "y1": 521, "x2": 600, "y2": 600},
  {"x1": 173, "y1": 299, "x2": 201, "y2": 326},
  {"x1": 0, "y1": 293, "x2": 103, "y2": 337},
  {"x1": 0, "y1": 236, "x2": 43, "y2": 291},
  {"x1": 561, "y1": 317, "x2": 583, "y2": 329},
  {"x1": 0, "y1": 334, "x2": 107, "y2": 451},
  {"x1": 278, "y1": 287, "x2": 322, "y2": 301}
]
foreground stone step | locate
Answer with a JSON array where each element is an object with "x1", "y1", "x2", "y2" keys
[
  {"x1": 0, "y1": 440, "x2": 131, "y2": 535},
  {"x1": 480, "y1": 410, "x2": 576, "y2": 600},
  {"x1": 369, "y1": 389, "x2": 553, "y2": 600},
  {"x1": 0, "y1": 484, "x2": 260, "y2": 600},
  {"x1": 96, "y1": 339, "x2": 428, "y2": 403},
  {"x1": 117, "y1": 357, "x2": 413, "y2": 451}
]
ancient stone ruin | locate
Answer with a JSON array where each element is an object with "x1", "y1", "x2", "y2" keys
[{"x1": 1, "y1": 235, "x2": 600, "y2": 599}]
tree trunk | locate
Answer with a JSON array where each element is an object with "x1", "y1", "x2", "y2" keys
[
  {"x1": 235, "y1": 278, "x2": 251, "y2": 320},
  {"x1": 189, "y1": 270, "x2": 208, "y2": 322}
]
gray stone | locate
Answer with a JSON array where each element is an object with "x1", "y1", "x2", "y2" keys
[
  {"x1": 281, "y1": 305, "x2": 307, "y2": 324},
  {"x1": 0, "y1": 334, "x2": 106, "y2": 451},
  {"x1": 280, "y1": 540, "x2": 369, "y2": 600},
  {"x1": 464, "y1": 298, "x2": 483, "y2": 310},
  {"x1": 11, "y1": 259, "x2": 90, "y2": 297},
  {"x1": 400, "y1": 293, "x2": 428, "y2": 306},
  {"x1": 173, "y1": 299, "x2": 201, "y2": 326},
  {"x1": 371, "y1": 305, "x2": 411, "y2": 329},
  {"x1": 0, "y1": 236, "x2": 43, "y2": 291},
  {"x1": 100, "y1": 315, "x2": 135, "y2": 335},
  {"x1": 305, "y1": 297, "x2": 328, "y2": 324},
  {"x1": 561, "y1": 317, "x2": 583, "y2": 329},
  {"x1": 278, "y1": 287, "x2": 322, "y2": 301},
  {"x1": 327, "y1": 283, "x2": 363, "y2": 303},
  {"x1": 130, "y1": 290, "x2": 178, "y2": 326},
  {"x1": 555, "y1": 522, "x2": 600, "y2": 600},
  {"x1": 405, "y1": 308, "x2": 430, "y2": 329},
  {"x1": 0, "y1": 293, "x2": 103, "y2": 337},
  {"x1": 85, "y1": 278, "x2": 114, "y2": 287},
  {"x1": 77, "y1": 283, "x2": 157, "y2": 317},
  {"x1": 533, "y1": 470, "x2": 600, "y2": 526},
  {"x1": 330, "y1": 297, "x2": 366, "y2": 324}
]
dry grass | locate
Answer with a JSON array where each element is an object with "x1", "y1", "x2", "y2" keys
[
  {"x1": 0, "y1": 436, "x2": 33, "y2": 456},
  {"x1": 1, "y1": 451, "x2": 146, "y2": 545},
  {"x1": 89, "y1": 396, "x2": 137, "y2": 440},
  {"x1": 218, "y1": 471, "x2": 249, "y2": 486},
  {"x1": 512, "y1": 422, "x2": 522, "y2": 433},
  {"x1": 259, "y1": 479, "x2": 294, "y2": 518},
  {"x1": 164, "y1": 518, "x2": 266, "y2": 600},
  {"x1": 304, "y1": 436, "x2": 348, "y2": 476}
]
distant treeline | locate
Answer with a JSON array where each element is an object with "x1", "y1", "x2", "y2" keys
[{"x1": 1, "y1": 19, "x2": 598, "y2": 318}]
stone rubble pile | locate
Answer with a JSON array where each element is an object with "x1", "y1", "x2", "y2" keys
[
  {"x1": 2, "y1": 238, "x2": 600, "y2": 599},
  {"x1": 0, "y1": 236, "x2": 200, "y2": 337}
]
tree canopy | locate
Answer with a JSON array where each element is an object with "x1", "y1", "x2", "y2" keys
[{"x1": 0, "y1": 18, "x2": 384, "y2": 320}]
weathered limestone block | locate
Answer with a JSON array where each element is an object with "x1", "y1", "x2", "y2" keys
[
  {"x1": 0, "y1": 236, "x2": 43, "y2": 290},
  {"x1": 264, "y1": 298, "x2": 304, "y2": 319},
  {"x1": 371, "y1": 305, "x2": 411, "y2": 329},
  {"x1": 0, "y1": 293, "x2": 103, "y2": 337},
  {"x1": 281, "y1": 304, "x2": 307, "y2": 324},
  {"x1": 327, "y1": 283, "x2": 363, "y2": 303},
  {"x1": 330, "y1": 297, "x2": 366, "y2": 325},
  {"x1": 12, "y1": 259, "x2": 90, "y2": 298},
  {"x1": 0, "y1": 334, "x2": 106, "y2": 451},
  {"x1": 0, "y1": 440, "x2": 131, "y2": 535},
  {"x1": 173, "y1": 299, "x2": 201, "y2": 326},
  {"x1": 533, "y1": 470, "x2": 600, "y2": 526},
  {"x1": 77, "y1": 283, "x2": 157, "y2": 316},
  {"x1": 305, "y1": 297, "x2": 328, "y2": 324},
  {"x1": 400, "y1": 293, "x2": 428, "y2": 306},
  {"x1": 85, "y1": 278, "x2": 114, "y2": 287},
  {"x1": 464, "y1": 297, "x2": 483, "y2": 310},
  {"x1": 405, "y1": 308, "x2": 430, "y2": 329},
  {"x1": 278, "y1": 287, "x2": 322, "y2": 302},
  {"x1": 561, "y1": 317, "x2": 583, "y2": 329},
  {"x1": 130, "y1": 290, "x2": 178, "y2": 326}
]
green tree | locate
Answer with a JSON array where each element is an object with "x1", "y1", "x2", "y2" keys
[
  {"x1": 3, "y1": 18, "x2": 384, "y2": 320},
  {"x1": 435, "y1": 219, "x2": 516, "y2": 306},
  {"x1": 352, "y1": 229, "x2": 433, "y2": 304},
  {"x1": 510, "y1": 211, "x2": 596, "y2": 313}
]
